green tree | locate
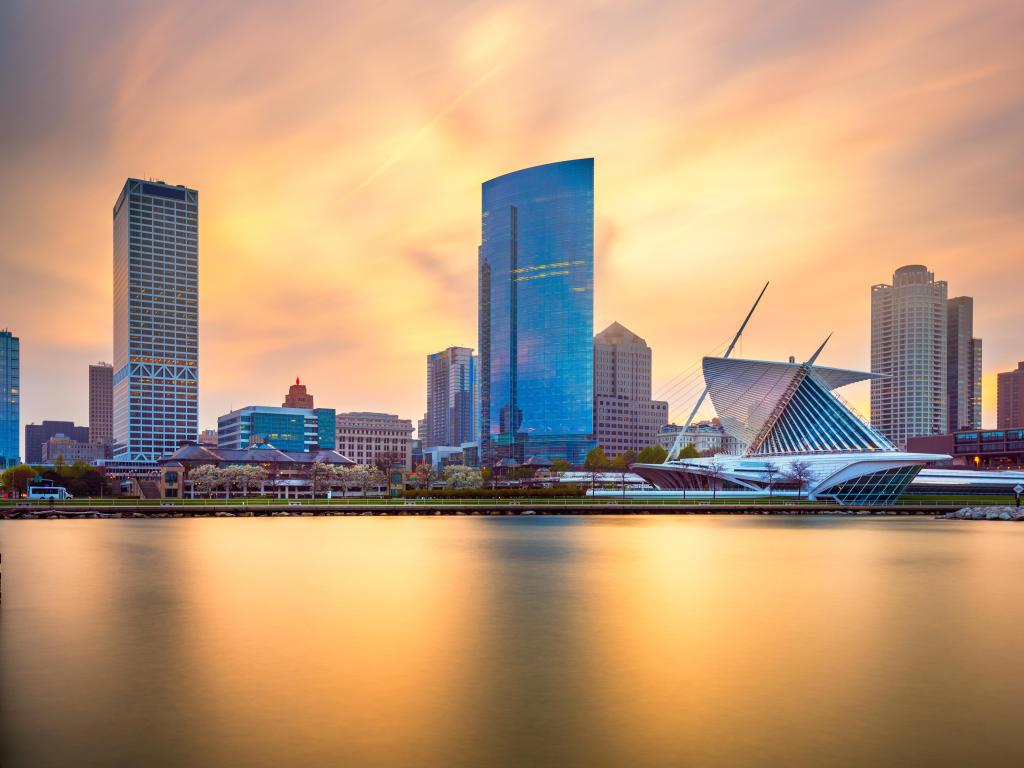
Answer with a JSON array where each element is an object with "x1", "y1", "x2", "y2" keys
[
  {"x1": 550, "y1": 459, "x2": 570, "y2": 475},
  {"x1": 611, "y1": 451, "x2": 638, "y2": 498},
  {"x1": 678, "y1": 444, "x2": 701, "y2": 459},
  {"x1": 1, "y1": 464, "x2": 38, "y2": 497},
  {"x1": 584, "y1": 447, "x2": 609, "y2": 495},
  {"x1": 480, "y1": 467, "x2": 493, "y2": 489},
  {"x1": 637, "y1": 445, "x2": 668, "y2": 464},
  {"x1": 411, "y1": 462, "x2": 438, "y2": 491}
]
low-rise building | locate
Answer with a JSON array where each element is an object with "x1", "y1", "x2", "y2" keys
[
  {"x1": 40, "y1": 434, "x2": 107, "y2": 464},
  {"x1": 158, "y1": 443, "x2": 355, "y2": 499},
  {"x1": 218, "y1": 405, "x2": 336, "y2": 452},
  {"x1": 335, "y1": 412, "x2": 413, "y2": 469},
  {"x1": 656, "y1": 419, "x2": 745, "y2": 456},
  {"x1": 907, "y1": 427, "x2": 1024, "y2": 470},
  {"x1": 25, "y1": 420, "x2": 90, "y2": 464}
]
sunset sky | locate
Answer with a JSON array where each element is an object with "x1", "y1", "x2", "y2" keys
[{"x1": 1, "y1": 0, "x2": 1022, "y2": 447}]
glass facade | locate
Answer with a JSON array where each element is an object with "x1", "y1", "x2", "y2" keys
[
  {"x1": 218, "y1": 406, "x2": 336, "y2": 452},
  {"x1": 819, "y1": 466, "x2": 921, "y2": 506},
  {"x1": 1, "y1": 330, "x2": 19, "y2": 468},
  {"x1": 425, "y1": 347, "x2": 476, "y2": 449},
  {"x1": 112, "y1": 179, "x2": 199, "y2": 460},
  {"x1": 479, "y1": 158, "x2": 595, "y2": 465}
]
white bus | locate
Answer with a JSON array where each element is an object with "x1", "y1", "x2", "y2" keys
[{"x1": 27, "y1": 485, "x2": 73, "y2": 500}]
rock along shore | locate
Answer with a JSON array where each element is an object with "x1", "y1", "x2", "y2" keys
[{"x1": 940, "y1": 506, "x2": 1024, "y2": 521}]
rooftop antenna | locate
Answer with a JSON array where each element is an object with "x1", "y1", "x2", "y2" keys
[{"x1": 664, "y1": 281, "x2": 769, "y2": 462}]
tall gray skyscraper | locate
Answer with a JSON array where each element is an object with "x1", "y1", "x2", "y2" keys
[
  {"x1": 593, "y1": 322, "x2": 668, "y2": 457},
  {"x1": 89, "y1": 362, "x2": 114, "y2": 447},
  {"x1": 112, "y1": 179, "x2": 199, "y2": 461},
  {"x1": 0, "y1": 329, "x2": 19, "y2": 468},
  {"x1": 870, "y1": 265, "x2": 948, "y2": 447},
  {"x1": 478, "y1": 158, "x2": 595, "y2": 465},
  {"x1": 425, "y1": 346, "x2": 476, "y2": 449},
  {"x1": 946, "y1": 296, "x2": 982, "y2": 432}
]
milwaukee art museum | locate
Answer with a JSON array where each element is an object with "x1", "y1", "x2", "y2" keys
[{"x1": 632, "y1": 349, "x2": 1022, "y2": 505}]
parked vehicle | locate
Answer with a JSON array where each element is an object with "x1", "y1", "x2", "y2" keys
[{"x1": 27, "y1": 485, "x2": 73, "y2": 500}]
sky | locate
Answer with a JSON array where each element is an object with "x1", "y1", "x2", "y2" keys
[{"x1": 1, "y1": 0, "x2": 1022, "y2": 451}]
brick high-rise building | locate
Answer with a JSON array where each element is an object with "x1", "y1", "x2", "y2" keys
[
  {"x1": 89, "y1": 362, "x2": 114, "y2": 447},
  {"x1": 946, "y1": 296, "x2": 982, "y2": 432},
  {"x1": 593, "y1": 322, "x2": 668, "y2": 458},
  {"x1": 998, "y1": 362, "x2": 1024, "y2": 429},
  {"x1": 283, "y1": 377, "x2": 315, "y2": 409}
]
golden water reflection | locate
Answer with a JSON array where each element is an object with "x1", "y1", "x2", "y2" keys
[{"x1": 3, "y1": 516, "x2": 1024, "y2": 767}]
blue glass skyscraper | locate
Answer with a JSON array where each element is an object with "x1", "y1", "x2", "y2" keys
[
  {"x1": 0, "y1": 329, "x2": 19, "y2": 468},
  {"x1": 479, "y1": 158, "x2": 596, "y2": 465}
]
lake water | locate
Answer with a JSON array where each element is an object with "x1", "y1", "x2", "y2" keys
[{"x1": 2, "y1": 516, "x2": 1024, "y2": 767}]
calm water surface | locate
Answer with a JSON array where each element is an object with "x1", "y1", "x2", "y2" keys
[{"x1": 2, "y1": 516, "x2": 1024, "y2": 767}]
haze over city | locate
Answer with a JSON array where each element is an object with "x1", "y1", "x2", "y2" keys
[{"x1": 2, "y1": 0, "x2": 1022, "y2": 432}]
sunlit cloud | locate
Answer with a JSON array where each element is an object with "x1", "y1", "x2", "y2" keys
[{"x1": 0, "y1": 0, "x2": 1021, "y2": 434}]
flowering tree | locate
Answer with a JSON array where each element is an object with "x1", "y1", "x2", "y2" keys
[
  {"x1": 442, "y1": 465, "x2": 483, "y2": 490},
  {"x1": 189, "y1": 464, "x2": 222, "y2": 499}
]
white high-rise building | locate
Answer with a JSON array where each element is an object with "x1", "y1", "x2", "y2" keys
[
  {"x1": 870, "y1": 265, "x2": 948, "y2": 448},
  {"x1": 112, "y1": 179, "x2": 199, "y2": 460}
]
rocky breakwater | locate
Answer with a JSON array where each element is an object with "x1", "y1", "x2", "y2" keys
[{"x1": 940, "y1": 506, "x2": 1024, "y2": 521}]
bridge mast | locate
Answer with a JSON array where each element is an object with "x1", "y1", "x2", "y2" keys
[{"x1": 665, "y1": 282, "x2": 769, "y2": 461}]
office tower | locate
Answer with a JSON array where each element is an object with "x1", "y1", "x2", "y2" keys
[
  {"x1": 998, "y1": 362, "x2": 1024, "y2": 428},
  {"x1": 89, "y1": 362, "x2": 114, "y2": 446},
  {"x1": 112, "y1": 178, "x2": 199, "y2": 460},
  {"x1": 218, "y1": 405, "x2": 336, "y2": 451},
  {"x1": 335, "y1": 412, "x2": 413, "y2": 469},
  {"x1": 425, "y1": 346, "x2": 475, "y2": 449},
  {"x1": 593, "y1": 322, "x2": 668, "y2": 457},
  {"x1": 946, "y1": 297, "x2": 982, "y2": 431},
  {"x1": 283, "y1": 377, "x2": 315, "y2": 408},
  {"x1": 478, "y1": 158, "x2": 595, "y2": 465},
  {"x1": 0, "y1": 329, "x2": 19, "y2": 468},
  {"x1": 870, "y1": 265, "x2": 948, "y2": 448},
  {"x1": 24, "y1": 421, "x2": 90, "y2": 464}
]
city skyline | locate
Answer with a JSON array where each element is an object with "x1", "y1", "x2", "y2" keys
[{"x1": 2, "y1": 0, "x2": 1023, "y2": 444}]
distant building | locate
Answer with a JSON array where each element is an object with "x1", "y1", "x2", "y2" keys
[
  {"x1": 335, "y1": 412, "x2": 413, "y2": 469},
  {"x1": 908, "y1": 428, "x2": 1024, "y2": 471},
  {"x1": 198, "y1": 428, "x2": 218, "y2": 447},
  {"x1": 478, "y1": 158, "x2": 596, "y2": 466},
  {"x1": 593, "y1": 322, "x2": 668, "y2": 457},
  {"x1": 0, "y1": 329, "x2": 18, "y2": 468},
  {"x1": 89, "y1": 362, "x2": 114, "y2": 447},
  {"x1": 871, "y1": 265, "x2": 948, "y2": 447},
  {"x1": 112, "y1": 178, "x2": 199, "y2": 460},
  {"x1": 158, "y1": 443, "x2": 355, "y2": 499},
  {"x1": 425, "y1": 346, "x2": 476, "y2": 450},
  {"x1": 218, "y1": 406, "x2": 336, "y2": 452},
  {"x1": 25, "y1": 421, "x2": 89, "y2": 465},
  {"x1": 283, "y1": 377, "x2": 315, "y2": 408},
  {"x1": 998, "y1": 362, "x2": 1024, "y2": 429},
  {"x1": 946, "y1": 296, "x2": 982, "y2": 431},
  {"x1": 656, "y1": 419, "x2": 743, "y2": 456},
  {"x1": 41, "y1": 435, "x2": 106, "y2": 464}
]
